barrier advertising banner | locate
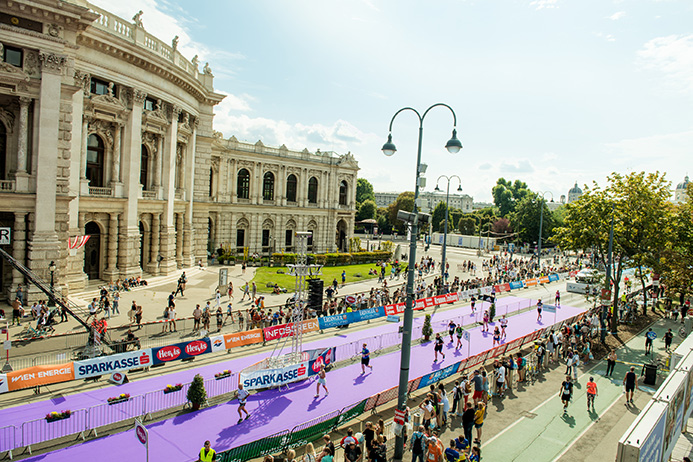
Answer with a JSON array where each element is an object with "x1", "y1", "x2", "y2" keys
[
  {"x1": 209, "y1": 336, "x2": 225, "y2": 352},
  {"x1": 224, "y1": 329, "x2": 263, "y2": 349},
  {"x1": 350, "y1": 307, "x2": 385, "y2": 323},
  {"x1": 7, "y1": 363, "x2": 75, "y2": 391},
  {"x1": 75, "y1": 349, "x2": 153, "y2": 379},
  {"x1": 152, "y1": 338, "x2": 211, "y2": 365},
  {"x1": 318, "y1": 313, "x2": 350, "y2": 329},
  {"x1": 509, "y1": 281, "x2": 524, "y2": 290},
  {"x1": 419, "y1": 362, "x2": 460, "y2": 389},
  {"x1": 307, "y1": 347, "x2": 336, "y2": 375},
  {"x1": 264, "y1": 319, "x2": 320, "y2": 342},
  {"x1": 240, "y1": 362, "x2": 309, "y2": 390},
  {"x1": 0, "y1": 374, "x2": 8, "y2": 393}
]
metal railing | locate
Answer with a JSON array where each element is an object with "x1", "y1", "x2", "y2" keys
[{"x1": 20, "y1": 409, "x2": 87, "y2": 451}]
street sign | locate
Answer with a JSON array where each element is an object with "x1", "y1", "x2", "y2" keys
[
  {"x1": 394, "y1": 408, "x2": 406, "y2": 425},
  {"x1": 3, "y1": 341, "x2": 10, "y2": 351},
  {"x1": 647, "y1": 331, "x2": 657, "y2": 340},
  {"x1": 135, "y1": 420, "x2": 148, "y2": 445},
  {"x1": 462, "y1": 330, "x2": 470, "y2": 341},
  {"x1": 134, "y1": 418, "x2": 149, "y2": 462},
  {"x1": 601, "y1": 289, "x2": 612, "y2": 303},
  {"x1": 0, "y1": 228, "x2": 10, "y2": 245}
]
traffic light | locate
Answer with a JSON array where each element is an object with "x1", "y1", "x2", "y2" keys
[{"x1": 307, "y1": 278, "x2": 324, "y2": 313}]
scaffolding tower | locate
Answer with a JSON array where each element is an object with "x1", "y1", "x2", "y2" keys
[{"x1": 266, "y1": 231, "x2": 322, "y2": 367}]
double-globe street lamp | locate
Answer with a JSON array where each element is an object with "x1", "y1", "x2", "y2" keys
[
  {"x1": 535, "y1": 191, "x2": 554, "y2": 274},
  {"x1": 381, "y1": 103, "x2": 462, "y2": 460},
  {"x1": 434, "y1": 175, "x2": 462, "y2": 282}
]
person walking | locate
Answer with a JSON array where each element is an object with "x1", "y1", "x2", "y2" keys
[
  {"x1": 473, "y1": 401, "x2": 485, "y2": 444},
  {"x1": 448, "y1": 320, "x2": 456, "y2": 343},
  {"x1": 499, "y1": 315, "x2": 508, "y2": 339},
  {"x1": 664, "y1": 328, "x2": 674, "y2": 353},
  {"x1": 198, "y1": 440, "x2": 216, "y2": 462},
  {"x1": 455, "y1": 325, "x2": 464, "y2": 350},
  {"x1": 560, "y1": 375, "x2": 573, "y2": 414},
  {"x1": 237, "y1": 383, "x2": 250, "y2": 424},
  {"x1": 227, "y1": 281, "x2": 234, "y2": 299},
  {"x1": 586, "y1": 376, "x2": 598, "y2": 410},
  {"x1": 315, "y1": 364, "x2": 329, "y2": 398},
  {"x1": 482, "y1": 310, "x2": 489, "y2": 333},
  {"x1": 410, "y1": 425, "x2": 426, "y2": 462},
  {"x1": 645, "y1": 328, "x2": 655, "y2": 355},
  {"x1": 536, "y1": 298, "x2": 543, "y2": 322},
  {"x1": 241, "y1": 283, "x2": 250, "y2": 301},
  {"x1": 434, "y1": 333, "x2": 446, "y2": 362},
  {"x1": 361, "y1": 343, "x2": 373, "y2": 373},
  {"x1": 451, "y1": 381, "x2": 462, "y2": 416},
  {"x1": 623, "y1": 366, "x2": 638, "y2": 405},
  {"x1": 169, "y1": 306, "x2": 177, "y2": 332},
  {"x1": 555, "y1": 290, "x2": 561, "y2": 307},
  {"x1": 605, "y1": 349, "x2": 617, "y2": 377}
]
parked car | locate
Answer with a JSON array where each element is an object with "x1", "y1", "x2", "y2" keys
[{"x1": 575, "y1": 268, "x2": 601, "y2": 283}]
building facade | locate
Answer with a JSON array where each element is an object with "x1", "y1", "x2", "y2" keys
[
  {"x1": 568, "y1": 182, "x2": 583, "y2": 203},
  {"x1": 0, "y1": 1, "x2": 357, "y2": 300},
  {"x1": 674, "y1": 175, "x2": 689, "y2": 204},
  {"x1": 375, "y1": 191, "x2": 473, "y2": 213}
]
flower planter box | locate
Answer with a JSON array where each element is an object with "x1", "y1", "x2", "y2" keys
[
  {"x1": 164, "y1": 386, "x2": 183, "y2": 394},
  {"x1": 214, "y1": 372, "x2": 231, "y2": 380},
  {"x1": 46, "y1": 414, "x2": 71, "y2": 423},
  {"x1": 107, "y1": 398, "x2": 130, "y2": 405}
]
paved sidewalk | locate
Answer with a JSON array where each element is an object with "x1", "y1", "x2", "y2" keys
[{"x1": 477, "y1": 316, "x2": 677, "y2": 462}]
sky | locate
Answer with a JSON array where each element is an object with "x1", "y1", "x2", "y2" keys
[{"x1": 91, "y1": 0, "x2": 693, "y2": 203}]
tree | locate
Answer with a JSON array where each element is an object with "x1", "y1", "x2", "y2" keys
[
  {"x1": 552, "y1": 171, "x2": 673, "y2": 329},
  {"x1": 356, "y1": 178, "x2": 375, "y2": 206},
  {"x1": 511, "y1": 194, "x2": 556, "y2": 245},
  {"x1": 356, "y1": 199, "x2": 377, "y2": 221},
  {"x1": 187, "y1": 373, "x2": 207, "y2": 410},
  {"x1": 377, "y1": 207, "x2": 392, "y2": 234},
  {"x1": 431, "y1": 202, "x2": 453, "y2": 233},
  {"x1": 492, "y1": 178, "x2": 530, "y2": 217},
  {"x1": 660, "y1": 187, "x2": 693, "y2": 301},
  {"x1": 387, "y1": 191, "x2": 414, "y2": 234},
  {"x1": 492, "y1": 218, "x2": 512, "y2": 234},
  {"x1": 457, "y1": 216, "x2": 476, "y2": 235}
]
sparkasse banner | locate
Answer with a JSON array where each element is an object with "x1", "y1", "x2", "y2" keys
[
  {"x1": 74, "y1": 349, "x2": 153, "y2": 379},
  {"x1": 240, "y1": 362, "x2": 309, "y2": 390}
]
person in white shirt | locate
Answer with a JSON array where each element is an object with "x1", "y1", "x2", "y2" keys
[
  {"x1": 237, "y1": 383, "x2": 250, "y2": 424},
  {"x1": 495, "y1": 361, "x2": 506, "y2": 398}
]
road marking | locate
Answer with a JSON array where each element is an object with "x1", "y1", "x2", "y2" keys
[{"x1": 553, "y1": 390, "x2": 625, "y2": 460}]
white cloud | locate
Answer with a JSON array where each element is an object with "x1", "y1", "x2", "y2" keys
[
  {"x1": 595, "y1": 32, "x2": 616, "y2": 42},
  {"x1": 637, "y1": 34, "x2": 693, "y2": 94},
  {"x1": 529, "y1": 0, "x2": 559, "y2": 10},
  {"x1": 608, "y1": 11, "x2": 626, "y2": 20}
]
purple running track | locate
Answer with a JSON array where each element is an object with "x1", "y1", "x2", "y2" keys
[{"x1": 19, "y1": 298, "x2": 584, "y2": 462}]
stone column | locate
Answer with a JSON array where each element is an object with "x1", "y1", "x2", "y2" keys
[
  {"x1": 183, "y1": 122, "x2": 196, "y2": 266},
  {"x1": 176, "y1": 144, "x2": 185, "y2": 194},
  {"x1": 27, "y1": 53, "x2": 64, "y2": 284},
  {"x1": 158, "y1": 105, "x2": 180, "y2": 274},
  {"x1": 176, "y1": 212, "x2": 183, "y2": 268},
  {"x1": 14, "y1": 97, "x2": 31, "y2": 191},
  {"x1": 148, "y1": 213, "x2": 160, "y2": 274},
  {"x1": 111, "y1": 123, "x2": 123, "y2": 195},
  {"x1": 104, "y1": 213, "x2": 119, "y2": 279},
  {"x1": 118, "y1": 88, "x2": 146, "y2": 277},
  {"x1": 154, "y1": 135, "x2": 163, "y2": 189},
  {"x1": 12, "y1": 212, "x2": 26, "y2": 291}
]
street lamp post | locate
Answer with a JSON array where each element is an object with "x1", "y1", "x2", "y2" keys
[
  {"x1": 434, "y1": 175, "x2": 462, "y2": 282},
  {"x1": 382, "y1": 103, "x2": 462, "y2": 460},
  {"x1": 48, "y1": 261, "x2": 56, "y2": 307},
  {"x1": 535, "y1": 191, "x2": 554, "y2": 275}
]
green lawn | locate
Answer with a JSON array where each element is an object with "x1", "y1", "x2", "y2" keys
[{"x1": 251, "y1": 263, "x2": 397, "y2": 293}]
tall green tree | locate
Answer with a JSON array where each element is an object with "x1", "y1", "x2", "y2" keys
[
  {"x1": 376, "y1": 207, "x2": 392, "y2": 233},
  {"x1": 511, "y1": 194, "x2": 556, "y2": 245},
  {"x1": 492, "y1": 178, "x2": 530, "y2": 217},
  {"x1": 457, "y1": 216, "x2": 476, "y2": 235},
  {"x1": 431, "y1": 201, "x2": 453, "y2": 233},
  {"x1": 387, "y1": 191, "x2": 415, "y2": 234},
  {"x1": 356, "y1": 178, "x2": 375, "y2": 206},
  {"x1": 553, "y1": 171, "x2": 673, "y2": 328},
  {"x1": 660, "y1": 184, "x2": 693, "y2": 300},
  {"x1": 356, "y1": 199, "x2": 377, "y2": 221}
]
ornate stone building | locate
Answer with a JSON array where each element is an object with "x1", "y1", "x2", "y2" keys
[{"x1": 0, "y1": 1, "x2": 357, "y2": 300}]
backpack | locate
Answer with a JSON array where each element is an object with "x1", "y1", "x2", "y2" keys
[
  {"x1": 412, "y1": 433, "x2": 425, "y2": 454},
  {"x1": 465, "y1": 381, "x2": 472, "y2": 394}
]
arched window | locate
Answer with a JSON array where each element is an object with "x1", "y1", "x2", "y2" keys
[
  {"x1": 237, "y1": 168, "x2": 250, "y2": 199},
  {"x1": 0, "y1": 122, "x2": 6, "y2": 180},
  {"x1": 339, "y1": 180, "x2": 348, "y2": 206},
  {"x1": 286, "y1": 174, "x2": 297, "y2": 202},
  {"x1": 86, "y1": 134, "x2": 105, "y2": 187},
  {"x1": 140, "y1": 145, "x2": 149, "y2": 188},
  {"x1": 308, "y1": 177, "x2": 318, "y2": 204},
  {"x1": 263, "y1": 172, "x2": 275, "y2": 201}
]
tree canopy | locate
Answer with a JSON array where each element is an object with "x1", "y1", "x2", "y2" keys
[
  {"x1": 356, "y1": 199, "x2": 377, "y2": 221},
  {"x1": 387, "y1": 191, "x2": 415, "y2": 234},
  {"x1": 356, "y1": 178, "x2": 375, "y2": 205},
  {"x1": 492, "y1": 178, "x2": 531, "y2": 217}
]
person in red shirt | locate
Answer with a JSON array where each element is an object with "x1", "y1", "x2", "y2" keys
[{"x1": 586, "y1": 376, "x2": 598, "y2": 410}]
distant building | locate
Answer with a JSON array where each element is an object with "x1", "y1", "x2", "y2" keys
[
  {"x1": 674, "y1": 175, "x2": 690, "y2": 204},
  {"x1": 472, "y1": 202, "x2": 494, "y2": 210},
  {"x1": 560, "y1": 195, "x2": 566, "y2": 204},
  {"x1": 568, "y1": 182, "x2": 583, "y2": 203},
  {"x1": 374, "y1": 191, "x2": 473, "y2": 213}
]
